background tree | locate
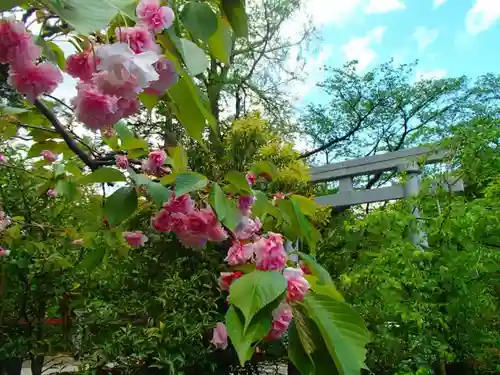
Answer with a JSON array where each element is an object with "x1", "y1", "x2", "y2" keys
[{"x1": 299, "y1": 60, "x2": 499, "y2": 177}]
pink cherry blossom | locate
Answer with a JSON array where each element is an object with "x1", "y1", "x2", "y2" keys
[
  {"x1": 71, "y1": 239, "x2": 84, "y2": 246},
  {"x1": 8, "y1": 63, "x2": 62, "y2": 103},
  {"x1": 274, "y1": 192, "x2": 286, "y2": 200},
  {"x1": 200, "y1": 208, "x2": 228, "y2": 242},
  {"x1": 116, "y1": 27, "x2": 160, "y2": 54},
  {"x1": 148, "y1": 150, "x2": 166, "y2": 167},
  {"x1": 152, "y1": 209, "x2": 183, "y2": 233},
  {"x1": 0, "y1": 154, "x2": 7, "y2": 163},
  {"x1": 246, "y1": 172, "x2": 256, "y2": 186},
  {"x1": 283, "y1": 267, "x2": 310, "y2": 302},
  {"x1": 117, "y1": 97, "x2": 140, "y2": 118},
  {"x1": 234, "y1": 216, "x2": 261, "y2": 240},
  {"x1": 0, "y1": 19, "x2": 40, "y2": 68},
  {"x1": 92, "y1": 70, "x2": 139, "y2": 98},
  {"x1": 95, "y1": 42, "x2": 159, "y2": 90},
  {"x1": 164, "y1": 193, "x2": 195, "y2": 214},
  {"x1": 238, "y1": 195, "x2": 255, "y2": 216},
  {"x1": 123, "y1": 231, "x2": 148, "y2": 248},
  {"x1": 144, "y1": 57, "x2": 178, "y2": 96},
  {"x1": 136, "y1": 0, "x2": 174, "y2": 34},
  {"x1": 72, "y1": 83, "x2": 120, "y2": 130},
  {"x1": 299, "y1": 262, "x2": 312, "y2": 275},
  {"x1": 40, "y1": 150, "x2": 57, "y2": 163},
  {"x1": 47, "y1": 188, "x2": 57, "y2": 197},
  {"x1": 266, "y1": 302, "x2": 293, "y2": 340},
  {"x1": 66, "y1": 50, "x2": 98, "y2": 82},
  {"x1": 0, "y1": 246, "x2": 11, "y2": 257},
  {"x1": 254, "y1": 232, "x2": 287, "y2": 271},
  {"x1": 211, "y1": 322, "x2": 228, "y2": 350},
  {"x1": 115, "y1": 154, "x2": 129, "y2": 169},
  {"x1": 225, "y1": 240, "x2": 254, "y2": 266},
  {"x1": 218, "y1": 271, "x2": 243, "y2": 292}
]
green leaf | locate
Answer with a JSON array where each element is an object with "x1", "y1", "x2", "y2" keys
[
  {"x1": 35, "y1": 37, "x2": 65, "y2": 71},
  {"x1": 225, "y1": 305, "x2": 271, "y2": 366},
  {"x1": 168, "y1": 146, "x2": 188, "y2": 172},
  {"x1": 178, "y1": 38, "x2": 209, "y2": 76},
  {"x1": 121, "y1": 137, "x2": 149, "y2": 151},
  {"x1": 114, "y1": 120, "x2": 136, "y2": 140},
  {"x1": 0, "y1": 120, "x2": 17, "y2": 139},
  {"x1": 77, "y1": 168, "x2": 126, "y2": 184},
  {"x1": 175, "y1": 172, "x2": 208, "y2": 196},
  {"x1": 210, "y1": 182, "x2": 227, "y2": 221},
  {"x1": 221, "y1": 0, "x2": 248, "y2": 38},
  {"x1": 41, "y1": 0, "x2": 137, "y2": 33},
  {"x1": 305, "y1": 275, "x2": 344, "y2": 302},
  {"x1": 253, "y1": 190, "x2": 280, "y2": 220},
  {"x1": 53, "y1": 163, "x2": 65, "y2": 177},
  {"x1": 301, "y1": 293, "x2": 370, "y2": 375},
  {"x1": 251, "y1": 161, "x2": 278, "y2": 179},
  {"x1": 0, "y1": 0, "x2": 23, "y2": 11},
  {"x1": 222, "y1": 198, "x2": 241, "y2": 232},
  {"x1": 27, "y1": 140, "x2": 61, "y2": 158},
  {"x1": 208, "y1": 18, "x2": 233, "y2": 64},
  {"x1": 229, "y1": 270, "x2": 286, "y2": 331},
  {"x1": 79, "y1": 247, "x2": 105, "y2": 271},
  {"x1": 288, "y1": 322, "x2": 315, "y2": 375},
  {"x1": 103, "y1": 186, "x2": 138, "y2": 225},
  {"x1": 138, "y1": 92, "x2": 159, "y2": 112},
  {"x1": 180, "y1": 2, "x2": 218, "y2": 41},
  {"x1": 292, "y1": 199, "x2": 321, "y2": 251},
  {"x1": 289, "y1": 315, "x2": 339, "y2": 375},
  {"x1": 102, "y1": 135, "x2": 120, "y2": 151},
  {"x1": 55, "y1": 180, "x2": 77, "y2": 199},
  {"x1": 225, "y1": 170, "x2": 252, "y2": 194},
  {"x1": 290, "y1": 194, "x2": 317, "y2": 217},
  {"x1": 297, "y1": 252, "x2": 333, "y2": 285},
  {"x1": 146, "y1": 182, "x2": 171, "y2": 207},
  {"x1": 168, "y1": 76, "x2": 206, "y2": 142}
]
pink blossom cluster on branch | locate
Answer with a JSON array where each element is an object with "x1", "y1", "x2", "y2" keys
[
  {"x1": 206, "y1": 180, "x2": 311, "y2": 349},
  {"x1": 2, "y1": 0, "x2": 177, "y2": 132},
  {"x1": 1, "y1": 19, "x2": 62, "y2": 103},
  {"x1": 152, "y1": 192, "x2": 227, "y2": 248}
]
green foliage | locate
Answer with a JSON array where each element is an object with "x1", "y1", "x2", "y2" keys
[{"x1": 315, "y1": 120, "x2": 500, "y2": 374}]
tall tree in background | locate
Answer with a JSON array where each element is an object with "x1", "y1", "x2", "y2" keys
[{"x1": 299, "y1": 60, "x2": 500, "y2": 171}]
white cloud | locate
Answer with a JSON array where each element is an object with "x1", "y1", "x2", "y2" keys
[
  {"x1": 364, "y1": 0, "x2": 405, "y2": 14},
  {"x1": 433, "y1": 0, "x2": 447, "y2": 8},
  {"x1": 341, "y1": 27, "x2": 386, "y2": 71},
  {"x1": 412, "y1": 26, "x2": 439, "y2": 51},
  {"x1": 415, "y1": 69, "x2": 447, "y2": 81},
  {"x1": 465, "y1": 0, "x2": 500, "y2": 36}
]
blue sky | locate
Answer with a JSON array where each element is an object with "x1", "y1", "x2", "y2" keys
[{"x1": 294, "y1": 0, "x2": 500, "y2": 105}]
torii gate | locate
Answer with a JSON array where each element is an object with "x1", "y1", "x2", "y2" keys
[{"x1": 309, "y1": 146, "x2": 464, "y2": 245}]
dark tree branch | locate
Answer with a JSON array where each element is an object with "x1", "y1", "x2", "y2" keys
[{"x1": 33, "y1": 99, "x2": 97, "y2": 170}]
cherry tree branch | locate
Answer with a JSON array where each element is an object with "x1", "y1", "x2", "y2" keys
[{"x1": 33, "y1": 99, "x2": 98, "y2": 170}]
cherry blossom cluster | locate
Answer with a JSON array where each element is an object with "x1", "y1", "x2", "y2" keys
[
  {"x1": 65, "y1": 0, "x2": 177, "y2": 131},
  {"x1": 151, "y1": 192, "x2": 228, "y2": 248},
  {"x1": 0, "y1": 18, "x2": 62, "y2": 103},
  {"x1": 142, "y1": 174, "x2": 312, "y2": 349},
  {"x1": 1, "y1": 0, "x2": 177, "y2": 131}
]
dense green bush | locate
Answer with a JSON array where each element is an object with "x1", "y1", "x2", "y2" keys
[{"x1": 316, "y1": 119, "x2": 500, "y2": 375}]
